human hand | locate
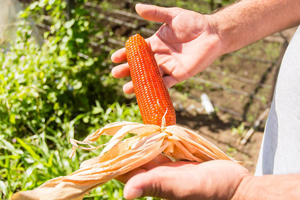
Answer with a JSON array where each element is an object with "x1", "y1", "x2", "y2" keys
[
  {"x1": 111, "y1": 4, "x2": 222, "y2": 94},
  {"x1": 117, "y1": 155, "x2": 251, "y2": 200}
]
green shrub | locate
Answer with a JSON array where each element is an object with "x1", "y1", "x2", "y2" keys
[
  {"x1": 0, "y1": 0, "x2": 143, "y2": 199},
  {"x1": 0, "y1": 0, "x2": 124, "y2": 138}
]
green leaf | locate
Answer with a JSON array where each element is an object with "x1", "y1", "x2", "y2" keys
[
  {"x1": 29, "y1": 2, "x2": 38, "y2": 10},
  {"x1": 92, "y1": 107, "x2": 103, "y2": 115},
  {"x1": 62, "y1": 36, "x2": 70, "y2": 44},
  {"x1": 48, "y1": 152, "x2": 54, "y2": 167},
  {"x1": 9, "y1": 114, "x2": 16, "y2": 124},
  {"x1": 64, "y1": 19, "x2": 75, "y2": 29},
  {"x1": 17, "y1": 138, "x2": 40, "y2": 160},
  {"x1": 0, "y1": 181, "x2": 7, "y2": 196},
  {"x1": 0, "y1": 139, "x2": 23, "y2": 155},
  {"x1": 75, "y1": 38, "x2": 84, "y2": 43},
  {"x1": 49, "y1": 0, "x2": 55, "y2": 5},
  {"x1": 0, "y1": 155, "x2": 20, "y2": 160},
  {"x1": 67, "y1": 29, "x2": 73, "y2": 37},
  {"x1": 73, "y1": 81, "x2": 82, "y2": 90},
  {"x1": 25, "y1": 165, "x2": 36, "y2": 178},
  {"x1": 57, "y1": 110, "x2": 63, "y2": 116},
  {"x1": 83, "y1": 115, "x2": 89, "y2": 123},
  {"x1": 54, "y1": 20, "x2": 62, "y2": 30},
  {"x1": 85, "y1": 58, "x2": 94, "y2": 66},
  {"x1": 38, "y1": 0, "x2": 46, "y2": 8},
  {"x1": 46, "y1": 5, "x2": 52, "y2": 10}
]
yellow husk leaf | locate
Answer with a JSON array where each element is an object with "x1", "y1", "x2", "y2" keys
[{"x1": 12, "y1": 122, "x2": 235, "y2": 200}]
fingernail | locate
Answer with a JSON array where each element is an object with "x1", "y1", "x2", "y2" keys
[
  {"x1": 128, "y1": 188, "x2": 143, "y2": 199},
  {"x1": 111, "y1": 52, "x2": 116, "y2": 59},
  {"x1": 135, "y1": 3, "x2": 150, "y2": 8}
]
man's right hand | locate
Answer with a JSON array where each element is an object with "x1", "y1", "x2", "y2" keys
[{"x1": 111, "y1": 4, "x2": 222, "y2": 94}]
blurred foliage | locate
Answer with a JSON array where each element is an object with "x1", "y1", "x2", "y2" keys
[
  {"x1": 0, "y1": 0, "x2": 122, "y2": 138},
  {"x1": 0, "y1": 0, "x2": 144, "y2": 199}
]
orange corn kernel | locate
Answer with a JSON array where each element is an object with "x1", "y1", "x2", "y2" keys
[{"x1": 125, "y1": 34, "x2": 176, "y2": 126}]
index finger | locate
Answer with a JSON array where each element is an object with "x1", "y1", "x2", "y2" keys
[
  {"x1": 111, "y1": 47, "x2": 126, "y2": 63},
  {"x1": 136, "y1": 3, "x2": 178, "y2": 24}
]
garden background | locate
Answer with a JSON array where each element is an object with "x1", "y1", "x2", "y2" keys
[{"x1": 0, "y1": 0, "x2": 296, "y2": 199}]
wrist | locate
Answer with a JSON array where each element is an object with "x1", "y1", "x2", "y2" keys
[
  {"x1": 204, "y1": 14, "x2": 225, "y2": 57},
  {"x1": 231, "y1": 175, "x2": 254, "y2": 200},
  {"x1": 207, "y1": 10, "x2": 244, "y2": 56}
]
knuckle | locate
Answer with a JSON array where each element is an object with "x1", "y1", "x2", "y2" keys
[{"x1": 151, "y1": 181, "x2": 162, "y2": 198}]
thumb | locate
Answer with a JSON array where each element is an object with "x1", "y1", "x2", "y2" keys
[
  {"x1": 123, "y1": 171, "x2": 179, "y2": 199},
  {"x1": 135, "y1": 3, "x2": 179, "y2": 24}
]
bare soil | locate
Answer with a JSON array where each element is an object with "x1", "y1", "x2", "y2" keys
[{"x1": 169, "y1": 89, "x2": 263, "y2": 173}]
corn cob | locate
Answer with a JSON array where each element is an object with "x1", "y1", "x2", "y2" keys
[{"x1": 125, "y1": 34, "x2": 176, "y2": 126}]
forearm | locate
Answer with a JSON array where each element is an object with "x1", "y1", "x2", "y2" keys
[
  {"x1": 209, "y1": 0, "x2": 300, "y2": 54},
  {"x1": 232, "y1": 174, "x2": 300, "y2": 199}
]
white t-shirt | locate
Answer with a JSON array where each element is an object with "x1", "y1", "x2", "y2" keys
[{"x1": 255, "y1": 26, "x2": 300, "y2": 175}]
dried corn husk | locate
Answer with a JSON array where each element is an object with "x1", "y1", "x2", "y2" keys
[{"x1": 12, "y1": 121, "x2": 235, "y2": 200}]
